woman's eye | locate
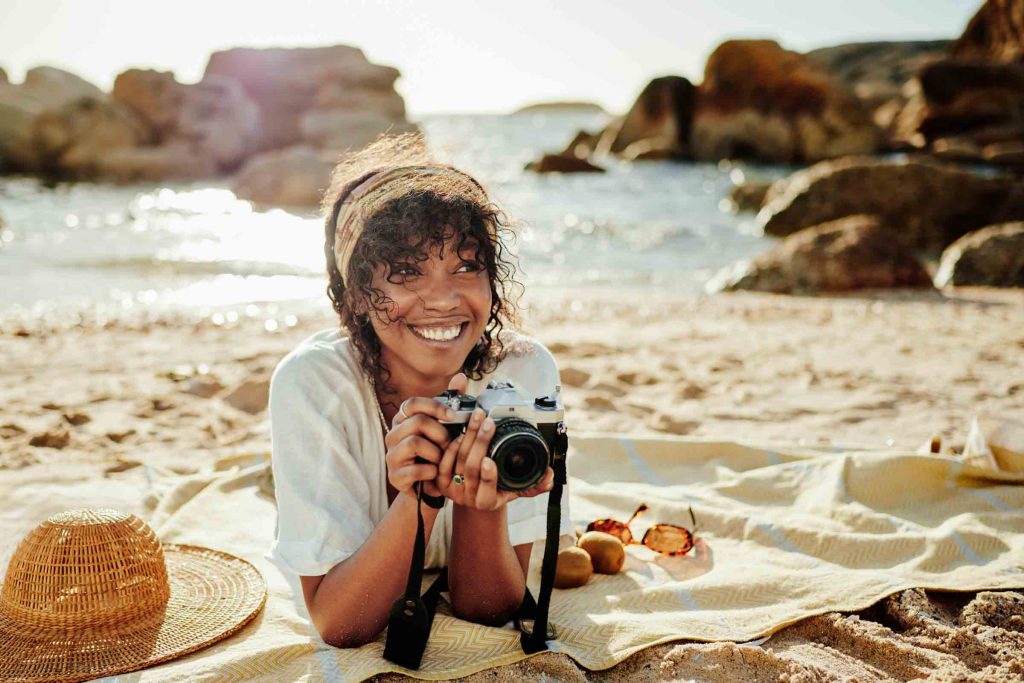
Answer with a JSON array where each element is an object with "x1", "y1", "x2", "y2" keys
[
  {"x1": 456, "y1": 261, "x2": 482, "y2": 273},
  {"x1": 394, "y1": 265, "x2": 419, "y2": 277}
]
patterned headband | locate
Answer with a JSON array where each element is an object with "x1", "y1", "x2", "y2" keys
[{"x1": 332, "y1": 165, "x2": 491, "y2": 285}]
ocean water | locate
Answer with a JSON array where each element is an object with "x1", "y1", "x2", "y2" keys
[{"x1": 0, "y1": 111, "x2": 789, "y2": 323}]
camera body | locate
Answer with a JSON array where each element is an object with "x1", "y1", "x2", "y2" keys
[{"x1": 435, "y1": 380, "x2": 565, "y2": 491}]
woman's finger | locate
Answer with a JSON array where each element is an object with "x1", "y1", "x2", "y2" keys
[
  {"x1": 435, "y1": 433, "x2": 463, "y2": 490},
  {"x1": 504, "y1": 467, "x2": 555, "y2": 501},
  {"x1": 462, "y1": 416, "x2": 494, "y2": 502},
  {"x1": 394, "y1": 434, "x2": 443, "y2": 465},
  {"x1": 475, "y1": 458, "x2": 499, "y2": 510},
  {"x1": 454, "y1": 408, "x2": 485, "y2": 478},
  {"x1": 392, "y1": 463, "x2": 439, "y2": 491},
  {"x1": 447, "y1": 372, "x2": 468, "y2": 395},
  {"x1": 386, "y1": 413, "x2": 452, "y2": 451},
  {"x1": 393, "y1": 396, "x2": 458, "y2": 428}
]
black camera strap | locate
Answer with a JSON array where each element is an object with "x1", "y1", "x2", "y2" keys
[{"x1": 383, "y1": 426, "x2": 568, "y2": 669}]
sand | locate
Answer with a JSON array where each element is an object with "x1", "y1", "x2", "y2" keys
[{"x1": 2, "y1": 287, "x2": 1023, "y2": 681}]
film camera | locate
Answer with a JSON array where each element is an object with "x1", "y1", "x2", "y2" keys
[{"x1": 434, "y1": 380, "x2": 565, "y2": 491}]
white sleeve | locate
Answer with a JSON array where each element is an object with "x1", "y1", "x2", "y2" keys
[
  {"x1": 503, "y1": 340, "x2": 575, "y2": 547},
  {"x1": 267, "y1": 353, "x2": 375, "y2": 576}
]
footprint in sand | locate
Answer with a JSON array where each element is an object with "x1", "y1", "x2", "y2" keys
[{"x1": 559, "y1": 367, "x2": 591, "y2": 388}]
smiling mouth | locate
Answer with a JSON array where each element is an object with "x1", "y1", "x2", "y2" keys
[{"x1": 408, "y1": 321, "x2": 468, "y2": 343}]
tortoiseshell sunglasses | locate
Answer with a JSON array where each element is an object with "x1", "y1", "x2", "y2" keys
[{"x1": 586, "y1": 504, "x2": 698, "y2": 556}]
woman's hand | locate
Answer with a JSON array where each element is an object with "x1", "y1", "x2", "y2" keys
[
  {"x1": 435, "y1": 406, "x2": 555, "y2": 511},
  {"x1": 384, "y1": 385, "x2": 461, "y2": 500}
]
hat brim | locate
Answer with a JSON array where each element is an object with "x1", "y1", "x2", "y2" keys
[{"x1": 0, "y1": 544, "x2": 267, "y2": 683}]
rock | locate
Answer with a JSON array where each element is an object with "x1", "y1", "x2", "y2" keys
[
  {"x1": 31, "y1": 96, "x2": 152, "y2": 177},
  {"x1": 224, "y1": 377, "x2": 270, "y2": 414},
  {"x1": 184, "y1": 375, "x2": 225, "y2": 398},
  {"x1": 709, "y1": 215, "x2": 932, "y2": 294},
  {"x1": 951, "y1": 0, "x2": 1024, "y2": 63},
  {"x1": 559, "y1": 129, "x2": 602, "y2": 159},
  {"x1": 87, "y1": 141, "x2": 220, "y2": 182},
  {"x1": 760, "y1": 157, "x2": 1024, "y2": 252},
  {"x1": 984, "y1": 141, "x2": 1024, "y2": 166},
  {"x1": 298, "y1": 108, "x2": 415, "y2": 151},
  {"x1": 0, "y1": 66, "x2": 104, "y2": 171},
  {"x1": 514, "y1": 101, "x2": 607, "y2": 114},
  {"x1": 204, "y1": 45, "x2": 405, "y2": 152},
  {"x1": 691, "y1": 40, "x2": 881, "y2": 163},
  {"x1": 728, "y1": 181, "x2": 772, "y2": 212},
  {"x1": 524, "y1": 153, "x2": 605, "y2": 174},
  {"x1": 932, "y1": 136, "x2": 985, "y2": 162},
  {"x1": 232, "y1": 145, "x2": 335, "y2": 208},
  {"x1": 30, "y1": 427, "x2": 70, "y2": 449},
  {"x1": 113, "y1": 70, "x2": 260, "y2": 173},
  {"x1": 111, "y1": 69, "x2": 184, "y2": 136},
  {"x1": 935, "y1": 222, "x2": 1024, "y2": 287},
  {"x1": 596, "y1": 76, "x2": 696, "y2": 158},
  {"x1": 894, "y1": 61, "x2": 1024, "y2": 147},
  {"x1": 805, "y1": 41, "x2": 949, "y2": 112},
  {"x1": 313, "y1": 85, "x2": 406, "y2": 118}
]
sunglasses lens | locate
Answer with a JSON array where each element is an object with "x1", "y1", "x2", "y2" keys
[
  {"x1": 643, "y1": 525, "x2": 694, "y2": 554},
  {"x1": 586, "y1": 520, "x2": 633, "y2": 545}
]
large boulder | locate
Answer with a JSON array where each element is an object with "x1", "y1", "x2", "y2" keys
[
  {"x1": 805, "y1": 41, "x2": 949, "y2": 111},
  {"x1": 31, "y1": 96, "x2": 152, "y2": 177},
  {"x1": 951, "y1": 0, "x2": 1024, "y2": 63},
  {"x1": 708, "y1": 215, "x2": 931, "y2": 294},
  {"x1": 596, "y1": 76, "x2": 696, "y2": 159},
  {"x1": 935, "y1": 222, "x2": 1024, "y2": 287},
  {"x1": 112, "y1": 70, "x2": 260, "y2": 172},
  {"x1": 893, "y1": 60, "x2": 1024, "y2": 148},
  {"x1": 0, "y1": 66, "x2": 103, "y2": 171},
  {"x1": 524, "y1": 153, "x2": 605, "y2": 174},
  {"x1": 232, "y1": 145, "x2": 336, "y2": 208},
  {"x1": 299, "y1": 109, "x2": 414, "y2": 151},
  {"x1": 86, "y1": 142, "x2": 220, "y2": 183},
  {"x1": 760, "y1": 157, "x2": 1024, "y2": 252},
  {"x1": 204, "y1": 46, "x2": 406, "y2": 153},
  {"x1": 691, "y1": 40, "x2": 882, "y2": 163}
]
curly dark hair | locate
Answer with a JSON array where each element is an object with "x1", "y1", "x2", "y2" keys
[{"x1": 322, "y1": 133, "x2": 524, "y2": 402}]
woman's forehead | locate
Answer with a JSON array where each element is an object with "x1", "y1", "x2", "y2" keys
[{"x1": 404, "y1": 233, "x2": 481, "y2": 259}]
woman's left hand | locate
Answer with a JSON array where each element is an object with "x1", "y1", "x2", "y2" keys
[{"x1": 434, "y1": 405, "x2": 555, "y2": 511}]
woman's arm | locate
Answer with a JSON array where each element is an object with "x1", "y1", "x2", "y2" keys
[
  {"x1": 447, "y1": 505, "x2": 527, "y2": 624},
  {"x1": 300, "y1": 494, "x2": 441, "y2": 648}
]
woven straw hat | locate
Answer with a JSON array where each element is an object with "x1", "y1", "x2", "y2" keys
[{"x1": 0, "y1": 509, "x2": 267, "y2": 683}]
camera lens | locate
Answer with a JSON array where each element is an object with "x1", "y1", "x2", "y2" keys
[{"x1": 488, "y1": 418, "x2": 550, "y2": 491}]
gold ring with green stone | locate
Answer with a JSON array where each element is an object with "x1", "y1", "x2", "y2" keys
[{"x1": 453, "y1": 474, "x2": 465, "y2": 485}]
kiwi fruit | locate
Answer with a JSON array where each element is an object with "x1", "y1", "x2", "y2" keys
[
  {"x1": 577, "y1": 531, "x2": 626, "y2": 574},
  {"x1": 553, "y1": 546, "x2": 593, "y2": 588}
]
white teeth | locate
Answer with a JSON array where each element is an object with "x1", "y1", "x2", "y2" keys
[{"x1": 411, "y1": 323, "x2": 462, "y2": 342}]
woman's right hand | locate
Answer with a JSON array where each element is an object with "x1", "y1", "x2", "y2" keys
[{"x1": 383, "y1": 375, "x2": 465, "y2": 500}]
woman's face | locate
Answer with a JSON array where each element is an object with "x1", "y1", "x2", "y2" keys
[{"x1": 367, "y1": 237, "x2": 493, "y2": 389}]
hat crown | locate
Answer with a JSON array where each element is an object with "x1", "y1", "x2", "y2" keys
[{"x1": 0, "y1": 508, "x2": 170, "y2": 632}]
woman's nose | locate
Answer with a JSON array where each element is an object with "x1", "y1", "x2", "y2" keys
[{"x1": 420, "y1": 272, "x2": 460, "y2": 311}]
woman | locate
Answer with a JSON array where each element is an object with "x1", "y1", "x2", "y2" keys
[{"x1": 268, "y1": 134, "x2": 572, "y2": 648}]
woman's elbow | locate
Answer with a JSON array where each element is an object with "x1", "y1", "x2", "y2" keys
[
  {"x1": 451, "y1": 598, "x2": 520, "y2": 627},
  {"x1": 313, "y1": 614, "x2": 382, "y2": 649}
]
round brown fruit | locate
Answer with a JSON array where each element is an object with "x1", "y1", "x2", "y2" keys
[
  {"x1": 554, "y1": 547, "x2": 593, "y2": 588},
  {"x1": 577, "y1": 531, "x2": 626, "y2": 574}
]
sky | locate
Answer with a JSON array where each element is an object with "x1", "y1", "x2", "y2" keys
[{"x1": 1, "y1": 0, "x2": 982, "y2": 117}]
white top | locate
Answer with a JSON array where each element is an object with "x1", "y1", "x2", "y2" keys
[{"x1": 268, "y1": 327, "x2": 573, "y2": 575}]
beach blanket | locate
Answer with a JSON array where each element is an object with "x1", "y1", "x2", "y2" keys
[{"x1": 2, "y1": 434, "x2": 1023, "y2": 681}]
